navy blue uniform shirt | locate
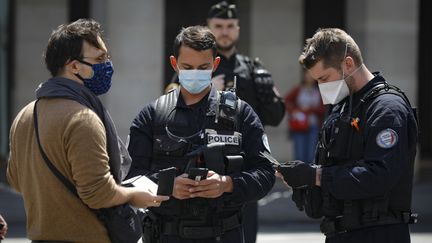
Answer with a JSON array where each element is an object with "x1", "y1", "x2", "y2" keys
[
  {"x1": 127, "y1": 86, "x2": 275, "y2": 205},
  {"x1": 321, "y1": 73, "x2": 417, "y2": 207}
]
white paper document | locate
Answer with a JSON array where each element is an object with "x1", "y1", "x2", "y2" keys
[{"x1": 122, "y1": 175, "x2": 158, "y2": 195}]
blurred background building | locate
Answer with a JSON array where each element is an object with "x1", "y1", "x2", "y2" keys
[
  {"x1": 0, "y1": 0, "x2": 431, "y2": 239},
  {"x1": 1, "y1": 0, "x2": 430, "y2": 170}
]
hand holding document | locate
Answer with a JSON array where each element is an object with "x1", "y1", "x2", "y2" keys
[
  {"x1": 122, "y1": 168, "x2": 176, "y2": 210},
  {"x1": 122, "y1": 175, "x2": 158, "y2": 195}
]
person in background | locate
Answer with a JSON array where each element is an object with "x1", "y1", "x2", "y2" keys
[
  {"x1": 284, "y1": 72, "x2": 325, "y2": 163},
  {"x1": 207, "y1": 1, "x2": 285, "y2": 127}
]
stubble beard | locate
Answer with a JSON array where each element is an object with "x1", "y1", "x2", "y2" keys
[{"x1": 216, "y1": 37, "x2": 238, "y2": 52}]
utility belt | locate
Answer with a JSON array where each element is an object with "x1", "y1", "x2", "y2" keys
[
  {"x1": 161, "y1": 213, "x2": 242, "y2": 239},
  {"x1": 321, "y1": 211, "x2": 418, "y2": 237}
]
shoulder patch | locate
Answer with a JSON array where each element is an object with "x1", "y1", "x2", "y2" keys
[{"x1": 376, "y1": 128, "x2": 398, "y2": 149}]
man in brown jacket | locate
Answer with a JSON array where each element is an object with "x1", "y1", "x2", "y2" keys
[{"x1": 7, "y1": 19, "x2": 168, "y2": 242}]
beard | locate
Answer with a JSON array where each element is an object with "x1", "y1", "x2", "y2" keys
[{"x1": 216, "y1": 36, "x2": 238, "y2": 52}]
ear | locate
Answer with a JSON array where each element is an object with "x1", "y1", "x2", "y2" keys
[
  {"x1": 170, "y1": 56, "x2": 178, "y2": 72},
  {"x1": 212, "y1": 56, "x2": 221, "y2": 72},
  {"x1": 65, "y1": 59, "x2": 81, "y2": 75},
  {"x1": 345, "y1": 56, "x2": 356, "y2": 72}
]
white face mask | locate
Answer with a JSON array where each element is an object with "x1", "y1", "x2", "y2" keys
[
  {"x1": 318, "y1": 79, "x2": 350, "y2": 105},
  {"x1": 317, "y1": 44, "x2": 363, "y2": 105}
]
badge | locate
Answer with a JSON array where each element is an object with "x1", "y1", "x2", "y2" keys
[
  {"x1": 376, "y1": 129, "x2": 398, "y2": 149},
  {"x1": 205, "y1": 129, "x2": 241, "y2": 146},
  {"x1": 262, "y1": 134, "x2": 271, "y2": 152}
]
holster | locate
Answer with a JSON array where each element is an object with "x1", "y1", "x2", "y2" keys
[
  {"x1": 203, "y1": 143, "x2": 226, "y2": 174},
  {"x1": 225, "y1": 155, "x2": 243, "y2": 174}
]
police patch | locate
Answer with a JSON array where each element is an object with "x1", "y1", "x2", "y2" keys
[
  {"x1": 376, "y1": 129, "x2": 398, "y2": 149},
  {"x1": 207, "y1": 133, "x2": 240, "y2": 145},
  {"x1": 262, "y1": 134, "x2": 271, "y2": 152}
]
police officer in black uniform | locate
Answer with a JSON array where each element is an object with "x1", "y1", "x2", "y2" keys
[
  {"x1": 127, "y1": 26, "x2": 275, "y2": 243},
  {"x1": 206, "y1": 1, "x2": 285, "y2": 127},
  {"x1": 206, "y1": 3, "x2": 284, "y2": 242},
  {"x1": 276, "y1": 28, "x2": 418, "y2": 243}
]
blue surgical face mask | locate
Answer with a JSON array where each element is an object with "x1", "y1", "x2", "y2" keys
[
  {"x1": 178, "y1": 69, "x2": 212, "y2": 94},
  {"x1": 76, "y1": 59, "x2": 114, "y2": 96}
]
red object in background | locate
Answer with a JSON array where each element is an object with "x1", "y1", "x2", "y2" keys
[{"x1": 289, "y1": 111, "x2": 309, "y2": 132}]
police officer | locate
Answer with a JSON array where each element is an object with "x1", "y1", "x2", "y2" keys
[
  {"x1": 207, "y1": 3, "x2": 285, "y2": 242},
  {"x1": 207, "y1": 1, "x2": 285, "y2": 127},
  {"x1": 277, "y1": 28, "x2": 418, "y2": 243},
  {"x1": 127, "y1": 26, "x2": 275, "y2": 243}
]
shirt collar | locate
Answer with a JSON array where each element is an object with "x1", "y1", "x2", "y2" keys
[
  {"x1": 175, "y1": 85, "x2": 219, "y2": 116},
  {"x1": 352, "y1": 72, "x2": 386, "y2": 101}
]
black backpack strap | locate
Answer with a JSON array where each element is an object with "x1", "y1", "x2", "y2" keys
[
  {"x1": 33, "y1": 99, "x2": 79, "y2": 197},
  {"x1": 361, "y1": 82, "x2": 411, "y2": 106},
  {"x1": 353, "y1": 82, "x2": 416, "y2": 120},
  {"x1": 153, "y1": 88, "x2": 179, "y2": 126}
]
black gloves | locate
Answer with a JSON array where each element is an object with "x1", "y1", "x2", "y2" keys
[
  {"x1": 277, "y1": 161, "x2": 317, "y2": 188},
  {"x1": 292, "y1": 188, "x2": 306, "y2": 211},
  {"x1": 253, "y1": 58, "x2": 275, "y2": 103}
]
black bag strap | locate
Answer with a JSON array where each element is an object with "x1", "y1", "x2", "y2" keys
[{"x1": 33, "y1": 99, "x2": 79, "y2": 198}]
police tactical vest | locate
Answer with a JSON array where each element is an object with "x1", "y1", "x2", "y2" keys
[
  {"x1": 149, "y1": 88, "x2": 245, "y2": 219},
  {"x1": 316, "y1": 78, "x2": 418, "y2": 233},
  {"x1": 317, "y1": 80, "x2": 417, "y2": 167},
  {"x1": 151, "y1": 89, "x2": 243, "y2": 169}
]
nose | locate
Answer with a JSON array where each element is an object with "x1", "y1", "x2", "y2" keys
[{"x1": 221, "y1": 27, "x2": 229, "y2": 35}]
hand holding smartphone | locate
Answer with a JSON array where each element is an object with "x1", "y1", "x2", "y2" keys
[{"x1": 188, "y1": 168, "x2": 209, "y2": 181}]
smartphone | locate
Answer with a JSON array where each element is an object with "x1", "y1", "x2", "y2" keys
[
  {"x1": 157, "y1": 167, "x2": 176, "y2": 196},
  {"x1": 188, "y1": 167, "x2": 209, "y2": 181}
]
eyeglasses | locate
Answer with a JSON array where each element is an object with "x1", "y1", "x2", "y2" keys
[{"x1": 82, "y1": 54, "x2": 112, "y2": 64}]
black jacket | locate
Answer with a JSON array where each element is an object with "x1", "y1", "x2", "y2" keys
[
  {"x1": 214, "y1": 53, "x2": 285, "y2": 126},
  {"x1": 318, "y1": 73, "x2": 418, "y2": 215},
  {"x1": 126, "y1": 86, "x2": 275, "y2": 220}
]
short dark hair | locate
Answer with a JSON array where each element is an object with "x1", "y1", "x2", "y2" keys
[
  {"x1": 172, "y1": 26, "x2": 217, "y2": 58},
  {"x1": 44, "y1": 18, "x2": 103, "y2": 76},
  {"x1": 299, "y1": 28, "x2": 363, "y2": 70}
]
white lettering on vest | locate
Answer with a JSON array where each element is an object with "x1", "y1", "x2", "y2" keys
[{"x1": 207, "y1": 134, "x2": 240, "y2": 145}]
